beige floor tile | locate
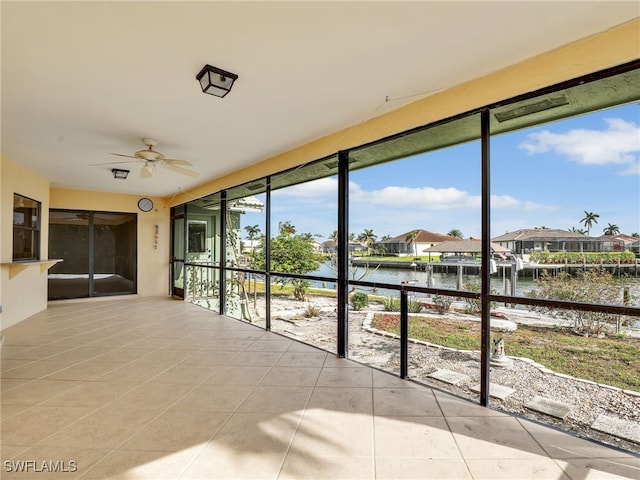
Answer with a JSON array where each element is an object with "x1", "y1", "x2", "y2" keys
[
  {"x1": 107, "y1": 382, "x2": 194, "y2": 410},
  {"x1": 374, "y1": 416, "x2": 462, "y2": 458},
  {"x1": 375, "y1": 458, "x2": 472, "y2": 479},
  {"x1": 447, "y1": 416, "x2": 549, "y2": 459},
  {"x1": 40, "y1": 381, "x2": 137, "y2": 408},
  {"x1": 306, "y1": 387, "x2": 373, "y2": 415},
  {"x1": 1, "y1": 446, "x2": 111, "y2": 480},
  {"x1": 94, "y1": 360, "x2": 171, "y2": 383},
  {"x1": 2, "y1": 360, "x2": 75, "y2": 379},
  {"x1": 147, "y1": 363, "x2": 217, "y2": 384},
  {"x1": 519, "y1": 417, "x2": 638, "y2": 459},
  {"x1": 179, "y1": 350, "x2": 234, "y2": 365},
  {"x1": 3, "y1": 345, "x2": 70, "y2": 361},
  {"x1": 373, "y1": 387, "x2": 441, "y2": 416},
  {"x1": 210, "y1": 412, "x2": 303, "y2": 455},
  {"x1": 279, "y1": 453, "x2": 374, "y2": 479},
  {"x1": 193, "y1": 339, "x2": 254, "y2": 351},
  {"x1": 43, "y1": 360, "x2": 124, "y2": 381},
  {"x1": 555, "y1": 457, "x2": 640, "y2": 479},
  {"x1": 1, "y1": 403, "x2": 33, "y2": 420},
  {"x1": 1, "y1": 379, "x2": 81, "y2": 405},
  {"x1": 433, "y1": 390, "x2": 506, "y2": 417},
  {"x1": 170, "y1": 383, "x2": 254, "y2": 412},
  {"x1": 90, "y1": 347, "x2": 157, "y2": 363},
  {"x1": 179, "y1": 446, "x2": 285, "y2": 480},
  {"x1": 276, "y1": 351, "x2": 328, "y2": 367},
  {"x1": 0, "y1": 445, "x2": 31, "y2": 462},
  {"x1": 82, "y1": 447, "x2": 201, "y2": 480},
  {"x1": 238, "y1": 386, "x2": 312, "y2": 413},
  {"x1": 39, "y1": 407, "x2": 161, "y2": 449},
  {"x1": 246, "y1": 339, "x2": 293, "y2": 352},
  {"x1": 465, "y1": 458, "x2": 571, "y2": 479},
  {"x1": 259, "y1": 366, "x2": 321, "y2": 386},
  {"x1": 120, "y1": 410, "x2": 230, "y2": 451},
  {"x1": 291, "y1": 411, "x2": 373, "y2": 457},
  {"x1": 316, "y1": 367, "x2": 372, "y2": 387},
  {"x1": 206, "y1": 365, "x2": 270, "y2": 385},
  {"x1": 373, "y1": 370, "x2": 424, "y2": 388},
  {"x1": 1, "y1": 405, "x2": 94, "y2": 446},
  {"x1": 226, "y1": 351, "x2": 284, "y2": 367},
  {"x1": 1, "y1": 377, "x2": 34, "y2": 392}
]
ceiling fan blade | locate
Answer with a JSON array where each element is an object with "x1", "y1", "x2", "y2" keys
[
  {"x1": 110, "y1": 153, "x2": 139, "y2": 159},
  {"x1": 162, "y1": 158, "x2": 193, "y2": 167},
  {"x1": 164, "y1": 164, "x2": 200, "y2": 178},
  {"x1": 89, "y1": 160, "x2": 138, "y2": 166}
]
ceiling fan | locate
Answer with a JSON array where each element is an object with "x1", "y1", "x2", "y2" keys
[{"x1": 91, "y1": 138, "x2": 199, "y2": 178}]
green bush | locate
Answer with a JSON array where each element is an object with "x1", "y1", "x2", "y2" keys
[
  {"x1": 382, "y1": 296, "x2": 400, "y2": 311},
  {"x1": 408, "y1": 300, "x2": 423, "y2": 313},
  {"x1": 350, "y1": 291, "x2": 369, "y2": 311},
  {"x1": 530, "y1": 251, "x2": 636, "y2": 265}
]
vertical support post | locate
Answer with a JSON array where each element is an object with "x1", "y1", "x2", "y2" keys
[
  {"x1": 400, "y1": 290, "x2": 409, "y2": 379},
  {"x1": 265, "y1": 176, "x2": 272, "y2": 331},
  {"x1": 337, "y1": 151, "x2": 349, "y2": 358},
  {"x1": 220, "y1": 191, "x2": 227, "y2": 316},
  {"x1": 480, "y1": 108, "x2": 491, "y2": 407}
]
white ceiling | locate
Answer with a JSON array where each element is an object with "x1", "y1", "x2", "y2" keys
[{"x1": 2, "y1": 1, "x2": 638, "y2": 197}]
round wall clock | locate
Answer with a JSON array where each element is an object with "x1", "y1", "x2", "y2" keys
[{"x1": 137, "y1": 197, "x2": 154, "y2": 212}]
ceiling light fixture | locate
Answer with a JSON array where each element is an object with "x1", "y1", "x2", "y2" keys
[
  {"x1": 112, "y1": 168, "x2": 129, "y2": 180},
  {"x1": 196, "y1": 64, "x2": 238, "y2": 98}
]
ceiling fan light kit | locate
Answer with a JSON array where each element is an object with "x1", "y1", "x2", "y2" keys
[
  {"x1": 91, "y1": 138, "x2": 199, "y2": 179},
  {"x1": 196, "y1": 64, "x2": 238, "y2": 97}
]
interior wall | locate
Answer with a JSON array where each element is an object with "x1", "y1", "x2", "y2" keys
[
  {"x1": 1, "y1": 157, "x2": 51, "y2": 330},
  {"x1": 49, "y1": 188, "x2": 170, "y2": 298},
  {"x1": 170, "y1": 19, "x2": 639, "y2": 206}
]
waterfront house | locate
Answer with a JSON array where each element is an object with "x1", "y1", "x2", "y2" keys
[
  {"x1": 377, "y1": 229, "x2": 459, "y2": 257},
  {"x1": 492, "y1": 228, "x2": 604, "y2": 256}
]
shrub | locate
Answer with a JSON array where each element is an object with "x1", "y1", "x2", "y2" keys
[
  {"x1": 350, "y1": 291, "x2": 369, "y2": 311},
  {"x1": 304, "y1": 303, "x2": 321, "y2": 318},
  {"x1": 382, "y1": 296, "x2": 400, "y2": 311},
  {"x1": 408, "y1": 299, "x2": 423, "y2": 313},
  {"x1": 433, "y1": 295, "x2": 453, "y2": 314}
]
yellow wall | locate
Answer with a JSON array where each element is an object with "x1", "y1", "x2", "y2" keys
[
  {"x1": 49, "y1": 188, "x2": 170, "y2": 298},
  {"x1": 171, "y1": 19, "x2": 640, "y2": 206},
  {"x1": 1, "y1": 158, "x2": 51, "y2": 329}
]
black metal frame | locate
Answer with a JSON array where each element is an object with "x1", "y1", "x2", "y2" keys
[{"x1": 175, "y1": 60, "x2": 640, "y2": 411}]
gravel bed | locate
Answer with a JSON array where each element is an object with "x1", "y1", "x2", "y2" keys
[{"x1": 261, "y1": 296, "x2": 640, "y2": 454}]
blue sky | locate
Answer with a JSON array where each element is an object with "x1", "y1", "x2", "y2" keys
[{"x1": 243, "y1": 102, "x2": 639, "y2": 242}]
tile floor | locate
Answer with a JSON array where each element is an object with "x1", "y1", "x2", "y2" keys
[{"x1": 1, "y1": 296, "x2": 638, "y2": 479}]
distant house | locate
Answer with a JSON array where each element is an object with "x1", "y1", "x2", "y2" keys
[
  {"x1": 630, "y1": 239, "x2": 640, "y2": 255},
  {"x1": 599, "y1": 233, "x2": 637, "y2": 252},
  {"x1": 377, "y1": 229, "x2": 459, "y2": 257},
  {"x1": 492, "y1": 228, "x2": 603, "y2": 255},
  {"x1": 423, "y1": 239, "x2": 511, "y2": 261},
  {"x1": 321, "y1": 240, "x2": 365, "y2": 254}
]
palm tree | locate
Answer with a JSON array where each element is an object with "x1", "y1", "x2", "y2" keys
[
  {"x1": 603, "y1": 223, "x2": 620, "y2": 235},
  {"x1": 447, "y1": 228, "x2": 463, "y2": 238},
  {"x1": 569, "y1": 227, "x2": 586, "y2": 234},
  {"x1": 244, "y1": 225, "x2": 261, "y2": 255},
  {"x1": 405, "y1": 229, "x2": 419, "y2": 258},
  {"x1": 580, "y1": 211, "x2": 599, "y2": 236},
  {"x1": 357, "y1": 229, "x2": 377, "y2": 255}
]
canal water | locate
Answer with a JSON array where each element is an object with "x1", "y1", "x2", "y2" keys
[{"x1": 309, "y1": 261, "x2": 640, "y2": 308}]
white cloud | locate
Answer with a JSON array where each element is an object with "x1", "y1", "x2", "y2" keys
[{"x1": 519, "y1": 118, "x2": 640, "y2": 171}]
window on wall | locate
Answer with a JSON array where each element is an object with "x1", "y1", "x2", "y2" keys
[{"x1": 13, "y1": 193, "x2": 40, "y2": 261}]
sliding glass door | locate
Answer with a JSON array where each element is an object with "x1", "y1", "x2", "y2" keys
[{"x1": 48, "y1": 210, "x2": 137, "y2": 299}]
